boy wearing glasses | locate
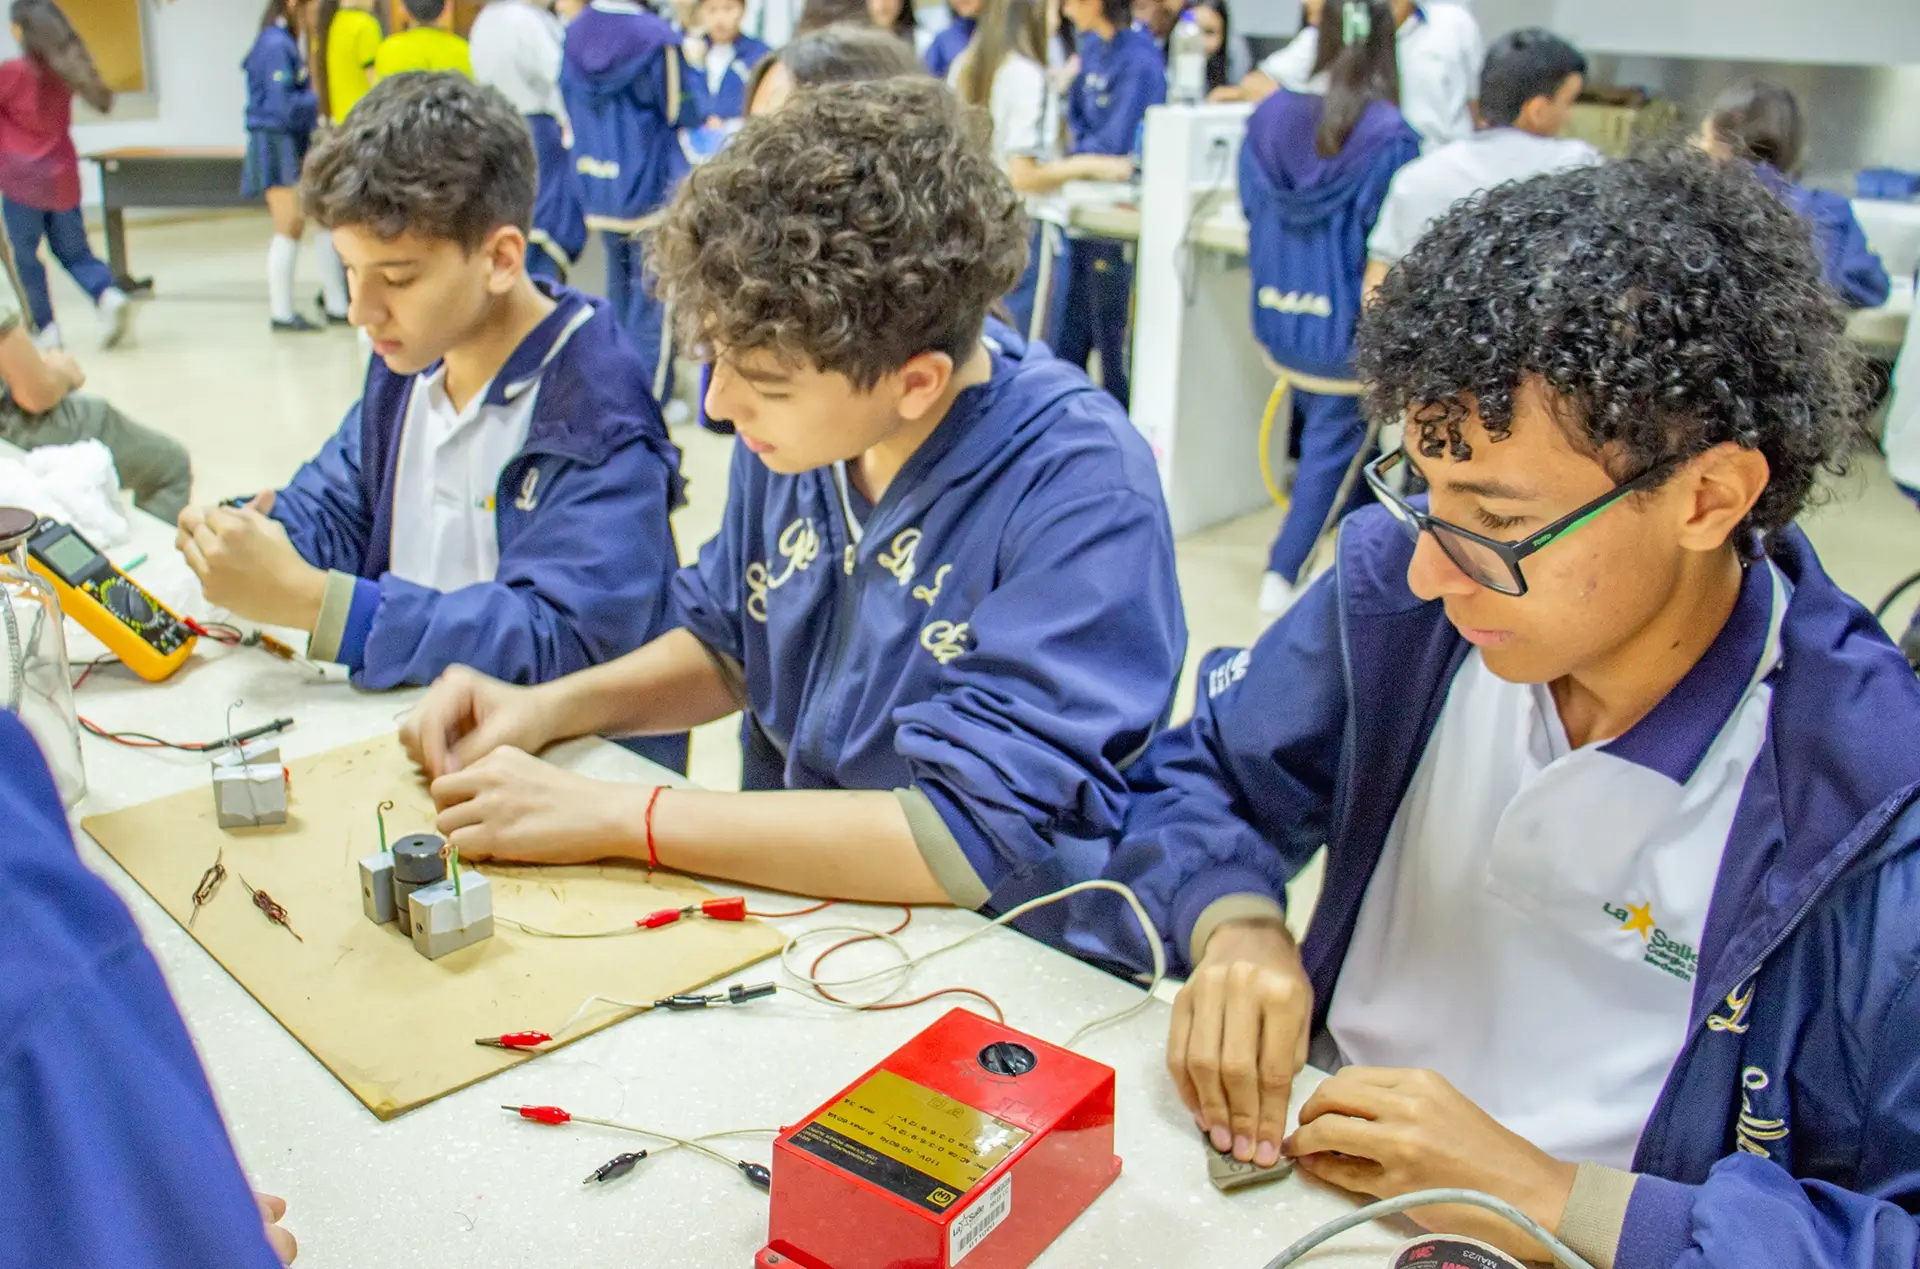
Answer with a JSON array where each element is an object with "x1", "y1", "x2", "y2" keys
[{"x1": 1072, "y1": 150, "x2": 1920, "y2": 1269}]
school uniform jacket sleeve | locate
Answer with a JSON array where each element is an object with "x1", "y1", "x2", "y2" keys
[
  {"x1": 1069, "y1": 53, "x2": 1165, "y2": 157},
  {"x1": 668, "y1": 439, "x2": 753, "y2": 695},
  {"x1": 1067, "y1": 570, "x2": 1348, "y2": 975},
  {"x1": 0, "y1": 716, "x2": 283, "y2": 1269},
  {"x1": 890, "y1": 480, "x2": 1185, "y2": 911},
  {"x1": 311, "y1": 434, "x2": 680, "y2": 689},
  {"x1": 271, "y1": 401, "x2": 376, "y2": 574},
  {"x1": 1805, "y1": 190, "x2": 1892, "y2": 310}
]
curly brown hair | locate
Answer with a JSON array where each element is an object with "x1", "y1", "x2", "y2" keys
[
  {"x1": 648, "y1": 78, "x2": 1027, "y2": 387},
  {"x1": 301, "y1": 73, "x2": 535, "y2": 249}
]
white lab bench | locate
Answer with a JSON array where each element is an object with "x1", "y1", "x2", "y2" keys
[
  {"x1": 1118, "y1": 105, "x2": 1920, "y2": 538},
  {"x1": 42, "y1": 499, "x2": 1409, "y2": 1268}
]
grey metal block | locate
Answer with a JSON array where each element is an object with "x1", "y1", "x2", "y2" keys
[
  {"x1": 211, "y1": 744, "x2": 287, "y2": 828},
  {"x1": 359, "y1": 852, "x2": 396, "y2": 924},
  {"x1": 407, "y1": 871, "x2": 494, "y2": 960}
]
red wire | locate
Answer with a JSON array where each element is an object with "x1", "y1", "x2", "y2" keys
[
  {"x1": 745, "y1": 900, "x2": 837, "y2": 919},
  {"x1": 803, "y1": 909, "x2": 1008, "y2": 1025}
]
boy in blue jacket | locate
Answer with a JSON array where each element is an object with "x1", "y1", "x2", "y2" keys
[
  {"x1": 399, "y1": 79, "x2": 1186, "y2": 943},
  {"x1": 560, "y1": 0, "x2": 692, "y2": 400},
  {"x1": 1051, "y1": 0, "x2": 1165, "y2": 408},
  {"x1": 175, "y1": 73, "x2": 688, "y2": 772},
  {"x1": 1072, "y1": 149, "x2": 1920, "y2": 1269},
  {"x1": 0, "y1": 710, "x2": 298, "y2": 1267}
]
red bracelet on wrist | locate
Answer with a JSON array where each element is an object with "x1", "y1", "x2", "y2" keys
[{"x1": 644, "y1": 786, "x2": 666, "y2": 874}]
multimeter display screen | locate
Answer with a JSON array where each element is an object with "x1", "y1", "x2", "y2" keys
[{"x1": 38, "y1": 533, "x2": 99, "y2": 581}]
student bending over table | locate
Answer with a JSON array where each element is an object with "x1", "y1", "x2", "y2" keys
[
  {"x1": 402, "y1": 79, "x2": 1187, "y2": 946},
  {"x1": 174, "y1": 74, "x2": 689, "y2": 772},
  {"x1": 1071, "y1": 149, "x2": 1920, "y2": 1268}
]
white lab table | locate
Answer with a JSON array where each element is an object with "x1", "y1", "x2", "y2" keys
[{"x1": 46, "y1": 501, "x2": 1409, "y2": 1269}]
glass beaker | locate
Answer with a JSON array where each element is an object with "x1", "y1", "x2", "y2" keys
[{"x1": 0, "y1": 507, "x2": 86, "y2": 807}]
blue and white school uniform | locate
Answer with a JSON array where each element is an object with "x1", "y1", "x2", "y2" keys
[
  {"x1": 271, "y1": 284, "x2": 689, "y2": 772},
  {"x1": 560, "y1": 0, "x2": 691, "y2": 400},
  {"x1": 1050, "y1": 25, "x2": 1163, "y2": 408},
  {"x1": 1259, "y1": 3, "x2": 1482, "y2": 152},
  {"x1": 0, "y1": 713, "x2": 288, "y2": 1268},
  {"x1": 1752, "y1": 163, "x2": 1891, "y2": 310},
  {"x1": 471, "y1": 0, "x2": 589, "y2": 283},
  {"x1": 1239, "y1": 90, "x2": 1418, "y2": 581},
  {"x1": 671, "y1": 323, "x2": 1186, "y2": 944},
  {"x1": 240, "y1": 20, "x2": 318, "y2": 198},
  {"x1": 687, "y1": 34, "x2": 770, "y2": 122}
]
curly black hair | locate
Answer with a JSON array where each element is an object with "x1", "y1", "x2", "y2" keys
[
  {"x1": 1355, "y1": 146, "x2": 1866, "y2": 549},
  {"x1": 301, "y1": 73, "x2": 535, "y2": 249},
  {"x1": 649, "y1": 78, "x2": 1026, "y2": 387}
]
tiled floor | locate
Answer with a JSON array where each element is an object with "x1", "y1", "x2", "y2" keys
[{"x1": 65, "y1": 212, "x2": 1920, "y2": 801}]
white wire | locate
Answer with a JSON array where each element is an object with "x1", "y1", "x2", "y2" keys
[
  {"x1": 1259, "y1": 1189, "x2": 1598, "y2": 1269},
  {"x1": 775, "y1": 879, "x2": 1166, "y2": 1049}
]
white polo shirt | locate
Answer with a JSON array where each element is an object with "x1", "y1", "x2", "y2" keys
[
  {"x1": 388, "y1": 305, "x2": 592, "y2": 592},
  {"x1": 949, "y1": 52, "x2": 1052, "y2": 166},
  {"x1": 1325, "y1": 562, "x2": 1788, "y2": 1169},
  {"x1": 1259, "y1": 3, "x2": 1483, "y2": 150},
  {"x1": 1367, "y1": 128, "x2": 1600, "y2": 265}
]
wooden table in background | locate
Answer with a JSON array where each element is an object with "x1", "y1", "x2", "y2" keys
[{"x1": 84, "y1": 147, "x2": 250, "y2": 283}]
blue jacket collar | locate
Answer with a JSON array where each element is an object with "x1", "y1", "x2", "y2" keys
[{"x1": 1600, "y1": 558, "x2": 1778, "y2": 784}]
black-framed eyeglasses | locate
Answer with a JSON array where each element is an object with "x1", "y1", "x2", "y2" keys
[{"x1": 1363, "y1": 449, "x2": 1681, "y2": 596}]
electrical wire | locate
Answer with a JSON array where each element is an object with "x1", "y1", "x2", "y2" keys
[
  {"x1": 777, "y1": 879, "x2": 1166, "y2": 1050},
  {"x1": 1874, "y1": 567, "x2": 1920, "y2": 621},
  {"x1": 1259, "y1": 1189, "x2": 1598, "y2": 1269},
  {"x1": 78, "y1": 716, "x2": 214, "y2": 750}
]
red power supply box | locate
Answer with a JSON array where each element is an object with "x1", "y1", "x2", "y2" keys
[{"x1": 757, "y1": 1009, "x2": 1121, "y2": 1269}]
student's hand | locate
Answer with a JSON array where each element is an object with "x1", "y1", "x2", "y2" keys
[
  {"x1": 1048, "y1": 56, "x2": 1079, "y2": 96},
  {"x1": 1169, "y1": 917, "x2": 1312, "y2": 1168},
  {"x1": 683, "y1": 32, "x2": 708, "y2": 66},
  {"x1": 1206, "y1": 84, "x2": 1244, "y2": 103},
  {"x1": 429, "y1": 745, "x2": 645, "y2": 864},
  {"x1": 42, "y1": 347, "x2": 84, "y2": 389},
  {"x1": 401, "y1": 665, "x2": 566, "y2": 780},
  {"x1": 1285, "y1": 1068, "x2": 1579, "y2": 1263},
  {"x1": 176, "y1": 495, "x2": 326, "y2": 630},
  {"x1": 255, "y1": 1192, "x2": 298, "y2": 1264}
]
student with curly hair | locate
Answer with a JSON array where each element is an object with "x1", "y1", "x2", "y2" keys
[
  {"x1": 399, "y1": 79, "x2": 1186, "y2": 944},
  {"x1": 1073, "y1": 148, "x2": 1920, "y2": 1269}
]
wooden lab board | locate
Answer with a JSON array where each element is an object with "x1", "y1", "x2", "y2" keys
[{"x1": 82, "y1": 734, "x2": 787, "y2": 1120}]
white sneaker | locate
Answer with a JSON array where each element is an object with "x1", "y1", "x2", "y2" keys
[
  {"x1": 663, "y1": 399, "x2": 692, "y2": 426},
  {"x1": 98, "y1": 287, "x2": 134, "y2": 349},
  {"x1": 32, "y1": 322, "x2": 62, "y2": 351},
  {"x1": 1258, "y1": 570, "x2": 1306, "y2": 617}
]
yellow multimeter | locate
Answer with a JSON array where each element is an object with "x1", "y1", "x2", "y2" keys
[{"x1": 26, "y1": 516, "x2": 197, "y2": 681}]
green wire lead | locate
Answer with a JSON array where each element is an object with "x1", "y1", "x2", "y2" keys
[{"x1": 376, "y1": 800, "x2": 395, "y2": 853}]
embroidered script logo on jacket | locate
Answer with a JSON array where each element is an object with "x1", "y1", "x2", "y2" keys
[
  {"x1": 746, "y1": 518, "x2": 820, "y2": 622},
  {"x1": 1601, "y1": 900, "x2": 1700, "y2": 982},
  {"x1": 576, "y1": 156, "x2": 620, "y2": 180},
  {"x1": 1258, "y1": 287, "x2": 1333, "y2": 317},
  {"x1": 513, "y1": 467, "x2": 542, "y2": 512}
]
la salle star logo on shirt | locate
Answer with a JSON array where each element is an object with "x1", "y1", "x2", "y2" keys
[{"x1": 1602, "y1": 901, "x2": 1700, "y2": 983}]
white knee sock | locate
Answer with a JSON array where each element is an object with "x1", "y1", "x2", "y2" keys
[
  {"x1": 314, "y1": 232, "x2": 349, "y2": 318},
  {"x1": 267, "y1": 234, "x2": 298, "y2": 322}
]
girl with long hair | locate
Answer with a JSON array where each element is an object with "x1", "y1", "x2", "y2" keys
[
  {"x1": 0, "y1": 0, "x2": 132, "y2": 349},
  {"x1": 1239, "y1": 0, "x2": 1417, "y2": 614},
  {"x1": 243, "y1": 0, "x2": 335, "y2": 332}
]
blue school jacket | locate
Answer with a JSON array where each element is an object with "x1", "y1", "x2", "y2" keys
[
  {"x1": 669, "y1": 325, "x2": 1186, "y2": 943},
  {"x1": 687, "y1": 35, "x2": 769, "y2": 122},
  {"x1": 1754, "y1": 164, "x2": 1892, "y2": 311},
  {"x1": 1066, "y1": 26, "x2": 1165, "y2": 157},
  {"x1": 1070, "y1": 508, "x2": 1920, "y2": 1269},
  {"x1": 269, "y1": 285, "x2": 687, "y2": 764},
  {"x1": 528, "y1": 112, "x2": 589, "y2": 267},
  {"x1": 242, "y1": 22, "x2": 318, "y2": 134},
  {"x1": 0, "y1": 714, "x2": 284, "y2": 1269},
  {"x1": 1240, "y1": 92, "x2": 1419, "y2": 378},
  {"x1": 924, "y1": 16, "x2": 975, "y2": 80},
  {"x1": 560, "y1": 0, "x2": 690, "y2": 222}
]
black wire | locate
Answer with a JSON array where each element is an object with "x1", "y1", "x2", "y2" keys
[
  {"x1": 77, "y1": 717, "x2": 210, "y2": 751},
  {"x1": 1874, "y1": 568, "x2": 1920, "y2": 621}
]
